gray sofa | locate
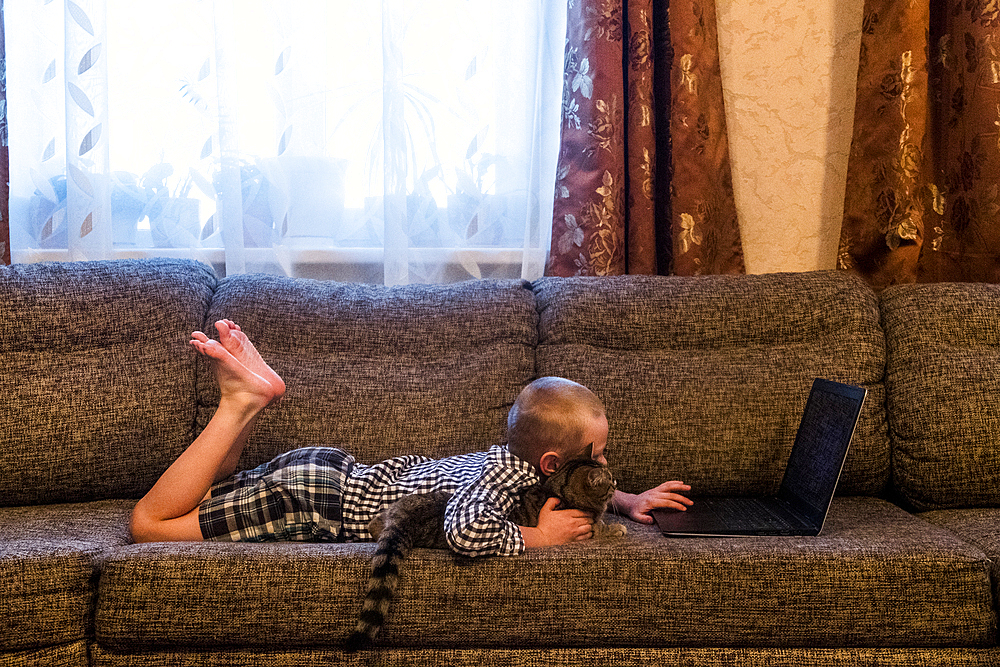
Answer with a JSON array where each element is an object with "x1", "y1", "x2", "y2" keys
[{"x1": 1, "y1": 258, "x2": 998, "y2": 666}]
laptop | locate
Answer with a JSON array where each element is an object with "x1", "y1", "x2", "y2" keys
[{"x1": 651, "y1": 378, "x2": 867, "y2": 537}]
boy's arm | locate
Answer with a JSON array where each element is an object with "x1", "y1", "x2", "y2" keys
[
  {"x1": 519, "y1": 497, "x2": 594, "y2": 547},
  {"x1": 611, "y1": 481, "x2": 693, "y2": 524},
  {"x1": 444, "y1": 489, "x2": 526, "y2": 557},
  {"x1": 446, "y1": 492, "x2": 595, "y2": 555},
  {"x1": 445, "y1": 445, "x2": 597, "y2": 556},
  {"x1": 444, "y1": 475, "x2": 594, "y2": 555}
]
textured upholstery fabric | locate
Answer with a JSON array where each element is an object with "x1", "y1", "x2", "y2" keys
[
  {"x1": 534, "y1": 272, "x2": 888, "y2": 497},
  {"x1": 4, "y1": 261, "x2": 999, "y2": 665},
  {"x1": 881, "y1": 282, "x2": 1000, "y2": 510},
  {"x1": 0, "y1": 259, "x2": 217, "y2": 504},
  {"x1": 918, "y1": 508, "x2": 1000, "y2": 608},
  {"x1": 0, "y1": 642, "x2": 88, "y2": 667},
  {"x1": 197, "y1": 275, "x2": 537, "y2": 468},
  {"x1": 90, "y1": 647, "x2": 1000, "y2": 667},
  {"x1": 95, "y1": 498, "x2": 994, "y2": 651},
  {"x1": 0, "y1": 501, "x2": 134, "y2": 653}
]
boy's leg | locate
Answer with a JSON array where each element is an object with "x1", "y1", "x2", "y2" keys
[
  {"x1": 193, "y1": 320, "x2": 285, "y2": 481},
  {"x1": 130, "y1": 321, "x2": 285, "y2": 543}
]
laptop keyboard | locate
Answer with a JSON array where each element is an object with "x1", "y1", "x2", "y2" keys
[{"x1": 702, "y1": 498, "x2": 799, "y2": 531}]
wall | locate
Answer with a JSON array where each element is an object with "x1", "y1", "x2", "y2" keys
[{"x1": 715, "y1": 0, "x2": 866, "y2": 274}]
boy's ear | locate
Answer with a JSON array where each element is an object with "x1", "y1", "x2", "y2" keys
[
  {"x1": 539, "y1": 451, "x2": 561, "y2": 476},
  {"x1": 584, "y1": 442, "x2": 594, "y2": 460}
]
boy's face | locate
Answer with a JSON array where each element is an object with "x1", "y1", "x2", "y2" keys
[{"x1": 579, "y1": 413, "x2": 609, "y2": 465}]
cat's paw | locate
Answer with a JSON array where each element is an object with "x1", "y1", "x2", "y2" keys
[
  {"x1": 607, "y1": 523, "x2": 627, "y2": 538},
  {"x1": 594, "y1": 522, "x2": 627, "y2": 540}
]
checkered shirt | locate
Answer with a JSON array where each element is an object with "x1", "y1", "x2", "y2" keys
[{"x1": 342, "y1": 444, "x2": 541, "y2": 557}]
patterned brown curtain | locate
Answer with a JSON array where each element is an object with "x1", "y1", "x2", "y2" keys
[
  {"x1": 1, "y1": 0, "x2": 9, "y2": 266},
  {"x1": 546, "y1": 0, "x2": 744, "y2": 277},
  {"x1": 840, "y1": 0, "x2": 1000, "y2": 289}
]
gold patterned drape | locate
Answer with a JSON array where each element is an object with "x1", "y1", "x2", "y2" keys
[
  {"x1": 546, "y1": 0, "x2": 744, "y2": 277},
  {"x1": 840, "y1": 0, "x2": 1000, "y2": 289}
]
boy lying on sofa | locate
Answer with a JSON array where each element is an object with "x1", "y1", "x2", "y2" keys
[{"x1": 129, "y1": 320, "x2": 693, "y2": 555}]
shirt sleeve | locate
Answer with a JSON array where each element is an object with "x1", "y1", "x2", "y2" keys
[{"x1": 443, "y1": 447, "x2": 539, "y2": 557}]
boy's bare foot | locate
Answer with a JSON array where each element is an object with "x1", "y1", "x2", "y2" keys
[
  {"x1": 189, "y1": 321, "x2": 285, "y2": 409},
  {"x1": 211, "y1": 320, "x2": 286, "y2": 400}
]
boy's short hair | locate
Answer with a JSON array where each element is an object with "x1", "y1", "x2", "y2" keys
[{"x1": 506, "y1": 377, "x2": 605, "y2": 466}]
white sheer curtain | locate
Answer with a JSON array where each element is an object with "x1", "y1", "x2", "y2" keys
[{"x1": 5, "y1": 0, "x2": 565, "y2": 284}]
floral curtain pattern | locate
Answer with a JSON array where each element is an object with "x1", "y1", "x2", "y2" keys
[
  {"x1": 4, "y1": 0, "x2": 564, "y2": 284},
  {"x1": 547, "y1": 0, "x2": 744, "y2": 277},
  {"x1": 840, "y1": 0, "x2": 1000, "y2": 289}
]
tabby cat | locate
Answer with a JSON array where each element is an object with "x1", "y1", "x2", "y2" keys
[{"x1": 344, "y1": 445, "x2": 625, "y2": 652}]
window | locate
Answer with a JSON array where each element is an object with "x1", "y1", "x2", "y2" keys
[{"x1": 6, "y1": 0, "x2": 565, "y2": 283}]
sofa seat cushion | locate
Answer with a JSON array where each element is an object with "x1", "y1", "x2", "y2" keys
[
  {"x1": 0, "y1": 642, "x2": 89, "y2": 667},
  {"x1": 533, "y1": 272, "x2": 888, "y2": 498},
  {"x1": 918, "y1": 508, "x2": 1000, "y2": 608},
  {"x1": 0, "y1": 501, "x2": 134, "y2": 654},
  {"x1": 86, "y1": 646, "x2": 1000, "y2": 667},
  {"x1": 95, "y1": 498, "x2": 995, "y2": 651}
]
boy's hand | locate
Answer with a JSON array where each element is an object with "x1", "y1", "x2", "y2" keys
[
  {"x1": 614, "y1": 481, "x2": 693, "y2": 524},
  {"x1": 521, "y1": 497, "x2": 594, "y2": 547}
]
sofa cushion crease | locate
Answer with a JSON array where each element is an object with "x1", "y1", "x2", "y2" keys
[{"x1": 917, "y1": 508, "x2": 1000, "y2": 616}]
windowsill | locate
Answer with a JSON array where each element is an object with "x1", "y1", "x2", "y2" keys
[
  {"x1": 12, "y1": 246, "x2": 538, "y2": 264},
  {"x1": 11, "y1": 246, "x2": 548, "y2": 282}
]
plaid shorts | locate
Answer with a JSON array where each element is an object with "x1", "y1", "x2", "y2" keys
[{"x1": 199, "y1": 447, "x2": 355, "y2": 542}]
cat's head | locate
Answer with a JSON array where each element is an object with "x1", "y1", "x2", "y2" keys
[{"x1": 545, "y1": 443, "x2": 617, "y2": 515}]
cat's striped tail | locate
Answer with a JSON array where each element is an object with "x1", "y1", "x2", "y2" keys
[{"x1": 345, "y1": 526, "x2": 412, "y2": 652}]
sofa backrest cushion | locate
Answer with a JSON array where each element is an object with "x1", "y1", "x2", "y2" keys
[
  {"x1": 533, "y1": 271, "x2": 889, "y2": 497},
  {"x1": 881, "y1": 282, "x2": 1000, "y2": 510},
  {"x1": 0, "y1": 259, "x2": 217, "y2": 505},
  {"x1": 199, "y1": 275, "x2": 537, "y2": 469}
]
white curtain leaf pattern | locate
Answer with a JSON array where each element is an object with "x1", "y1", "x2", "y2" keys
[{"x1": 6, "y1": 0, "x2": 565, "y2": 283}]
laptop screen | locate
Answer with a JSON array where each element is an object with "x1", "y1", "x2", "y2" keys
[{"x1": 777, "y1": 380, "x2": 866, "y2": 523}]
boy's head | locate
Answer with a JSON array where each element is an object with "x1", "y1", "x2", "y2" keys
[{"x1": 507, "y1": 377, "x2": 608, "y2": 477}]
